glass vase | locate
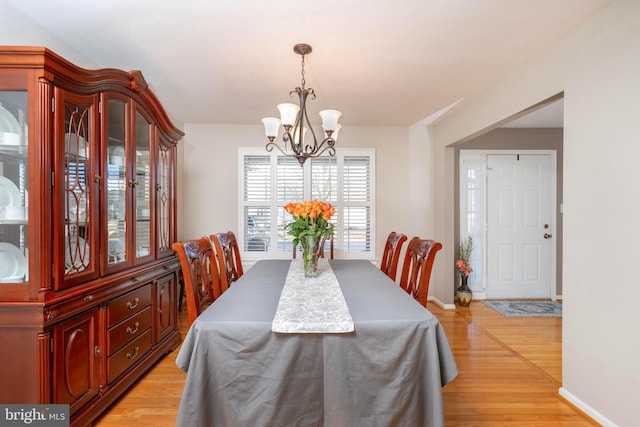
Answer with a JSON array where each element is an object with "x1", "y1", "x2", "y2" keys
[{"x1": 301, "y1": 234, "x2": 321, "y2": 278}]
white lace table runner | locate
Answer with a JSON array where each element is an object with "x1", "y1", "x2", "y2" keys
[{"x1": 272, "y1": 259, "x2": 354, "y2": 333}]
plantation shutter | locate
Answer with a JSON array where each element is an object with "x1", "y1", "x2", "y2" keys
[
  {"x1": 239, "y1": 149, "x2": 375, "y2": 259},
  {"x1": 310, "y1": 157, "x2": 337, "y2": 202},
  {"x1": 276, "y1": 157, "x2": 304, "y2": 253},
  {"x1": 243, "y1": 156, "x2": 271, "y2": 252},
  {"x1": 343, "y1": 156, "x2": 371, "y2": 252},
  {"x1": 310, "y1": 157, "x2": 338, "y2": 255}
]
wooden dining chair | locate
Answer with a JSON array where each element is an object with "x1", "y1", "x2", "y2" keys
[
  {"x1": 210, "y1": 231, "x2": 244, "y2": 291},
  {"x1": 399, "y1": 237, "x2": 443, "y2": 307},
  {"x1": 172, "y1": 237, "x2": 222, "y2": 327},
  {"x1": 380, "y1": 231, "x2": 408, "y2": 281},
  {"x1": 292, "y1": 234, "x2": 334, "y2": 259}
]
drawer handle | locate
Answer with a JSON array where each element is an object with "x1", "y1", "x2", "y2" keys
[
  {"x1": 126, "y1": 346, "x2": 140, "y2": 360},
  {"x1": 94, "y1": 346, "x2": 101, "y2": 357},
  {"x1": 126, "y1": 297, "x2": 140, "y2": 310},
  {"x1": 131, "y1": 276, "x2": 140, "y2": 282},
  {"x1": 84, "y1": 295, "x2": 94, "y2": 302},
  {"x1": 126, "y1": 322, "x2": 140, "y2": 335}
]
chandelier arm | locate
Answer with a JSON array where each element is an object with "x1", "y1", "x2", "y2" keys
[
  {"x1": 289, "y1": 87, "x2": 305, "y2": 155},
  {"x1": 295, "y1": 87, "x2": 322, "y2": 155},
  {"x1": 290, "y1": 122, "x2": 304, "y2": 155},
  {"x1": 312, "y1": 143, "x2": 337, "y2": 158},
  {"x1": 301, "y1": 112, "x2": 320, "y2": 155},
  {"x1": 280, "y1": 125, "x2": 300, "y2": 156},
  {"x1": 285, "y1": 127, "x2": 301, "y2": 155},
  {"x1": 309, "y1": 136, "x2": 335, "y2": 156},
  {"x1": 266, "y1": 138, "x2": 336, "y2": 166},
  {"x1": 266, "y1": 140, "x2": 296, "y2": 157}
]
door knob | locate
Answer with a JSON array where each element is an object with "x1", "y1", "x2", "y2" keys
[{"x1": 544, "y1": 233, "x2": 552, "y2": 239}]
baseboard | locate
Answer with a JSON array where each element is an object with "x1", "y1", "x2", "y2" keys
[
  {"x1": 428, "y1": 296, "x2": 456, "y2": 310},
  {"x1": 462, "y1": 291, "x2": 562, "y2": 301},
  {"x1": 558, "y1": 387, "x2": 617, "y2": 426}
]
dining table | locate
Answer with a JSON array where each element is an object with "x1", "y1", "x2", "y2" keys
[{"x1": 175, "y1": 259, "x2": 458, "y2": 427}]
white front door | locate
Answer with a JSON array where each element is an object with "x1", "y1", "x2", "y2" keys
[{"x1": 486, "y1": 154, "x2": 554, "y2": 298}]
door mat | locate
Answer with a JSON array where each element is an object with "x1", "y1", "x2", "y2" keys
[{"x1": 483, "y1": 300, "x2": 562, "y2": 317}]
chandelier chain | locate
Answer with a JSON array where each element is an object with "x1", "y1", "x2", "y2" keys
[{"x1": 300, "y1": 54, "x2": 306, "y2": 89}]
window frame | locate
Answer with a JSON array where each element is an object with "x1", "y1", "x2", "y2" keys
[{"x1": 238, "y1": 148, "x2": 376, "y2": 261}]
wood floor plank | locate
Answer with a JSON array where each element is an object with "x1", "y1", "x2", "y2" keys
[
  {"x1": 94, "y1": 300, "x2": 596, "y2": 426},
  {"x1": 434, "y1": 301, "x2": 596, "y2": 426}
]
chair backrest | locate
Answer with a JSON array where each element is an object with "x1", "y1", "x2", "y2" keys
[
  {"x1": 210, "y1": 231, "x2": 244, "y2": 291},
  {"x1": 399, "y1": 237, "x2": 443, "y2": 307},
  {"x1": 380, "y1": 231, "x2": 408, "y2": 281},
  {"x1": 292, "y1": 234, "x2": 334, "y2": 259},
  {"x1": 172, "y1": 237, "x2": 222, "y2": 327}
]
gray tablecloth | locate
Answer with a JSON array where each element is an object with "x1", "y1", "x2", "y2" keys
[{"x1": 176, "y1": 260, "x2": 458, "y2": 427}]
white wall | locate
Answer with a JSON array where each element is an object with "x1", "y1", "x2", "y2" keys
[
  {"x1": 0, "y1": 1, "x2": 97, "y2": 68},
  {"x1": 181, "y1": 123, "x2": 414, "y2": 266},
  {"x1": 431, "y1": 0, "x2": 639, "y2": 425},
  {"x1": 408, "y1": 119, "x2": 449, "y2": 306}
]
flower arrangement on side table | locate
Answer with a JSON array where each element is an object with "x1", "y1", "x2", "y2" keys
[
  {"x1": 455, "y1": 236, "x2": 474, "y2": 307},
  {"x1": 284, "y1": 200, "x2": 335, "y2": 278}
]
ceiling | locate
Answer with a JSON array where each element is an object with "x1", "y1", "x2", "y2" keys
[{"x1": 4, "y1": 0, "x2": 610, "y2": 127}]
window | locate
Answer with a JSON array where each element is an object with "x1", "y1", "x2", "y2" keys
[
  {"x1": 239, "y1": 148, "x2": 375, "y2": 259},
  {"x1": 459, "y1": 151, "x2": 486, "y2": 292}
]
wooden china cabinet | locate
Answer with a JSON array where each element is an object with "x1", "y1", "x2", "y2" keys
[{"x1": 0, "y1": 47, "x2": 183, "y2": 426}]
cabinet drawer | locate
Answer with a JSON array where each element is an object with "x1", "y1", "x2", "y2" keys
[
  {"x1": 107, "y1": 329, "x2": 152, "y2": 384},
  {"x1": 107, "y1": 306, "x2": 152, "y2": 355},
  {"x1": 107, "y1": 285, "x2": 152, "y2": 327}
]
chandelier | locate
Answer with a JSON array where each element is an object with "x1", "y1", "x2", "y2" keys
[{"x1": 262, "y1": 43, "x2": 341, "y2": 166}]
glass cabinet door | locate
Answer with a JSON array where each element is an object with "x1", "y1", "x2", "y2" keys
[
  {"x1": 64, "y1": 103, "x2": 93, "y2": 274},
  {"x1": 105, "y1": 97, "x2": 129, "y2": 270},
  {"x1": 134, "y1": 108, "x2": 153, "y2": 261},
  {"x1": 0, "y1": 90, "x2": 28, "y2": 284},
  {"x1": 157, "y1": 139, "x2": 174, "y2": 257},
  {"x1": 63, "y1": 95, "x2": 98, "y2": 281}
]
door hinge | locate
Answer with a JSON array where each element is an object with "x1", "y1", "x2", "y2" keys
[
  {"x1": 51, "y1": 98, "x2": 55, "y2": 113},
  {"x1": 51, "y1": 171, "x2": 55, "y2": 187},
  {"x1": 98, "y1": 101, "x2": 102, "y2": 114},
  {"x1": 51, "y1": 339, "x2": 53, "y2": 353}
]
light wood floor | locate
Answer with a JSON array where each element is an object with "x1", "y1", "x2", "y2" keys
[{"x1": 94, "y1": 300, "x2": 596, "y2": 426}]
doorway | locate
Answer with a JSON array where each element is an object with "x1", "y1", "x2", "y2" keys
[
  {"x1": 459, "y1": 148, "x2": 558, "y2": 300},
  {"x1": 486, "y1": 152, "x2": 555, "y2": 298}
]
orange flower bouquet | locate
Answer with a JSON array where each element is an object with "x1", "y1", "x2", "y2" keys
[{"x1": 284, "y1": 200, "x2": 335, "y2": 277}]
